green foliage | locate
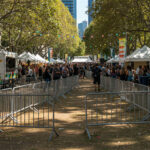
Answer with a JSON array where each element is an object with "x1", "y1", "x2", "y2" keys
[
  {"x1": 74, "y1": 41, "x2": 85, "y2": 56},
  {"x1": 84, "y1": 0, "x2": 150, "y2": 56},
  {"x1": 0, "y1": 0, "x2": 80, "y2": 58}
]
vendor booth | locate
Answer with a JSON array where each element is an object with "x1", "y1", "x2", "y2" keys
[
  {"x1": 125, "y1": 46, "x2": 150, "y2": 69},
  {"x1": 0, "y1": 50, "x2": 18, "y2": 88}
]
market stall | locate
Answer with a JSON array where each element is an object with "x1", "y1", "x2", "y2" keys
[
  {"x1": 0, "y1": 50, "x2": 18, "y2": 88},
  {"x1": 125, "y1": 46, "x2": 150, "y2": 69}
]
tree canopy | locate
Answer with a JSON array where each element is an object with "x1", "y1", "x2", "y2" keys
[
  {"x1": 84, "y1": 0, "x2": 150, "y2": 56},
  {"x1": 0, "y1": 0, "x2": 81, "y2": 58}
]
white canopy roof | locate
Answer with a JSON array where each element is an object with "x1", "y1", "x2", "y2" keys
[
  {"x1": 19, "y1": 52, "x2": 36, "y2": 62},
  {"x1": 36, "y1": 54, "x2": 49, "y2": 63},
  {"x1": 19, "y1": 52, "x2": 49, "y2": 63},
  {"x1": 56, "y1": 58, "x2": 65, "y2": 63},
  {"x1": 107, "y1": 55, "x2": 119, "y2": 63},
  {"x1": 72, "y1": 56, "x2": 93, "y2": 63},
  {"x1": 49, "y1": 58, "x2": 57, "y2": 63},
  {"x1": 125, "y1": 45, "x2": 150, "y2": 62}
]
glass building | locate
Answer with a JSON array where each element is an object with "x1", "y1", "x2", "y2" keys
[
  {"x1": 78, "y1": 21, "x2": 87, "y2": 39},
  {"x1": 88, "y1": 0, "x2": 93, "y2": 25},
  {"x1": 62, "y1": 0, "x2": 77, "y2": 20}
]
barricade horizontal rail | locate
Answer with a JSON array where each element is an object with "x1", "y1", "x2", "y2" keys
[
  {"x1": 85, "y1": 70, "x2": 150, "y2": 92},
  {"x1": 0, "y1": 94, "x2": 58, "y2": 140},
  {"x1": 101, "y1": 75, "x2": 150, "y2": 92},
  {"x1": 85, "y1": 70, "x2": 93, "y2": 79},
  {"x1": 85, "y1": 92, "x2": 150, "y2": 140},
  {"x1": 0, "y1": 75, "x2": 79, "y2": 140}
]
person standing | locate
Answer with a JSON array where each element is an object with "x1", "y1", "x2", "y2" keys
[
  {"x1": 92, "y1": 64, "x2": 101, "y2": 92},
  {"x1": 53, "y1": 65, "x2": 61, "y2": 80},
  {"x1": 73, "y1": 64, "x2": 79, "y2": 76},
  {"x1": 44, "y1": 67, "x2": 51, "y2": 90}
]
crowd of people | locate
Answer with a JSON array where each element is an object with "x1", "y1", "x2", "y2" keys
[
  {"x1": 17, "y1": 62, "x2": 86, "y2": 84},
  {"x1": 17, "y1": 61, "x2": 150, "y2": 88},
  {"x1": 87, "y1": 64, "x2": 150, "y2": 85}
]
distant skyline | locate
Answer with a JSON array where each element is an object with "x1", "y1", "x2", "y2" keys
[
  {"x1": 77, "y1": 0, "x2": 88, "y2": 25},
  {"x1": 88, "y1": 0, "x2": 93, "y2": 25}
]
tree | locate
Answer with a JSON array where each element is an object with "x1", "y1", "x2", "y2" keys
[
  {"x1": 84, "y1": 0, "x2": 150, "y2": 56},
  {"x1": 0, "y1": 0, "x2": 80, "y2": 58}
]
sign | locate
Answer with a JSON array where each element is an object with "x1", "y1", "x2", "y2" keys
[
  {"x1": 48, "y1": 48, "x2": 53, "y2": 62},
  {"x1": 94, "y1": 55, "x2": 97, "y2": 61},
  {"x1": 110, "y1": 48, "x2": 115, "y2": 58},
  {"x1": 50, "y1": 49, "x2": 53, "y2": 58},
  {"x1": 119, "y1": 38, "x2": 126, "y2": 60},
  {"x1": 65, "y1": 54, "x2": 68, "y2": 60}
]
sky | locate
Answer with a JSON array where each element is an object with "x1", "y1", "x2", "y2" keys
[{"x1": 77, "y1": 0, "x2": 88, "y2": 25}]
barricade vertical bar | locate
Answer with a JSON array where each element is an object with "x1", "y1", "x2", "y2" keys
[
  {"x1": 85, "y1": 95, "x2": 91, "y2": 140},
  {"x1": 85, "y1": 92, "x2": 150, "y2": 140},
  {"x1": 49, "y1": 99, "x2": 59, "y2": 141},
  {"x1": 0, "y1": 76, "x2": 79, "y2": 140}
]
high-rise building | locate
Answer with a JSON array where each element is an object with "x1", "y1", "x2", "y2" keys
[
  {"x1": 88, "y1": 0, "x2": 93, "y2": 25},
  {"x1": 62, "y1": 0, "x2": 77, "y2": 20},
  {"x1": 78, "y1": 21, "x2": 87, "y2": 39}
]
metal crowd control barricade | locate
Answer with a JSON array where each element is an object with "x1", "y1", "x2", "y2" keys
[
  {"x1": 101, "y1": 75, "x2": 150, "y2": 92},
  {"x1": 0, "y1": 75, "x2": 79, "y2": 139},
  {"x1": 0, "y1": 94, "x2": 58, "y2": 140},
  {"x1": 85, "y1": 70, "x2": 93, "y2": 79},
  {"x1": 0, "y1": 88, "x2": 13, "y2": 127},
  {"x1": 3, "y1": 84, "x2": 34, "y2": 123},
  {"x1": 85, "y1": 91, "x2": 150, "y2": 140}
]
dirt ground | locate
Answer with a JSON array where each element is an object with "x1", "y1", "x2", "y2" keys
[{"x1": 1, "y1": 79, "x2": 150, "y2": 150}]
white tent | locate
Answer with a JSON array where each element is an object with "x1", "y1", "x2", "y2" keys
[
  {"x1": 56, "y1": 58, "x2": 65, "y2": 63},
  {"x1": 49, "y1": 58, "x2": 57, "y2": 63},
  {"x1": 19, "y1": 52, "x2": 35, "y2": 61},
  {"x1": 19, "y1": 52, "x2": 40, "y2": 62},
  {"x1": 36, "y1": 54, "x2": 49, "y2": 63},
  {"x1": 125, "y1": 45, "x2": 150, "y2": 62},
  {"x1": 107, "y1": 55, "x2": 119, "y2": 63},
  {"x1": 72, "y1": 56, "x2": 93, "y2": 63}
]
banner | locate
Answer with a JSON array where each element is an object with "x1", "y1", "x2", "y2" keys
[
  {"x1": 48, "y1": 48, "x2": 50, "y2": 62},
  {"x1": 98, "y1": 54, "x2": 100, "y2": 59},
  {"x1": 119, "y1": 38, "x2": 126, "y2": 60},
  {"x1": 110, "y1": 48, "x2": 115, "y2": 58},
  {"x1": 68, "y1": 56, "x2": 70, "y2": 62},
  {"x1": 65, "y1": 54, "x2": 68, "y2": 60},
  {"x1": 48, "y1": 48, "x2": 53, "y2": 62},
  {"x1": 94, "y1": 55, "x2": 97, "y2": 61},
  {"x1": 50, "y1": 49, "x2": 53, "y2": 58}
]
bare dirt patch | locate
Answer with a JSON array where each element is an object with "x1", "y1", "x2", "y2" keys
[{"x1": 0, "y1": 79, "x2": 150, "y2": 150}]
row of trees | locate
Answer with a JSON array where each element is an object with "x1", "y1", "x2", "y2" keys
[
  {"x1": 0, "y1": 0, "x2": 82, "y2": 58},
  {"x1": 84, "y1": 0, "x2": 150, "y2": 56}
]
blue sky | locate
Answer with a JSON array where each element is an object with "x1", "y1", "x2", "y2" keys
[{"x1": 77, "y1": 0, "x2": 88, "y2": 25}]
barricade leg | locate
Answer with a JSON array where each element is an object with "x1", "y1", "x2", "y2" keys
[
  {"x1": 0, "y1": 129, "x2": 3, "y2": 132},
  {"x1": 49, "y1": 102, "x2": 59, "y2": 141},
  {"x1": 142, "y1": 113, "x2": 150, "y2": 121},
  {"x1": 85, "y1": 127, "x2": 91, "y2": 140}
]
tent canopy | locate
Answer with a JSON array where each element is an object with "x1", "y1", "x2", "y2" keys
[
  {"x1": 72, "y1": 56, "x2": 93, "y2": 63},
  {"x1": 126, "y1": 45, "x2": 150, "y2": 62},
  {"x1": 56, "y1": 58, "x2": 65, "y2": 63},
  {"x1": 19, "y1": 52, "x2": 49, "y2": 63},
  {"x1": 36, "y1": 54, "x2": 49, "y2": 63},
  {"x1": 19, "y1": 52, "x2": 36, "y2": 62},
  {"x1": 107, "y1": 55, "x2": 119, "y2": 63}
]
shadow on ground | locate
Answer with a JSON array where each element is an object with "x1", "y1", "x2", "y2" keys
[{"x1": 0, "y1": 79, "x2": 150, "y2": 150}]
